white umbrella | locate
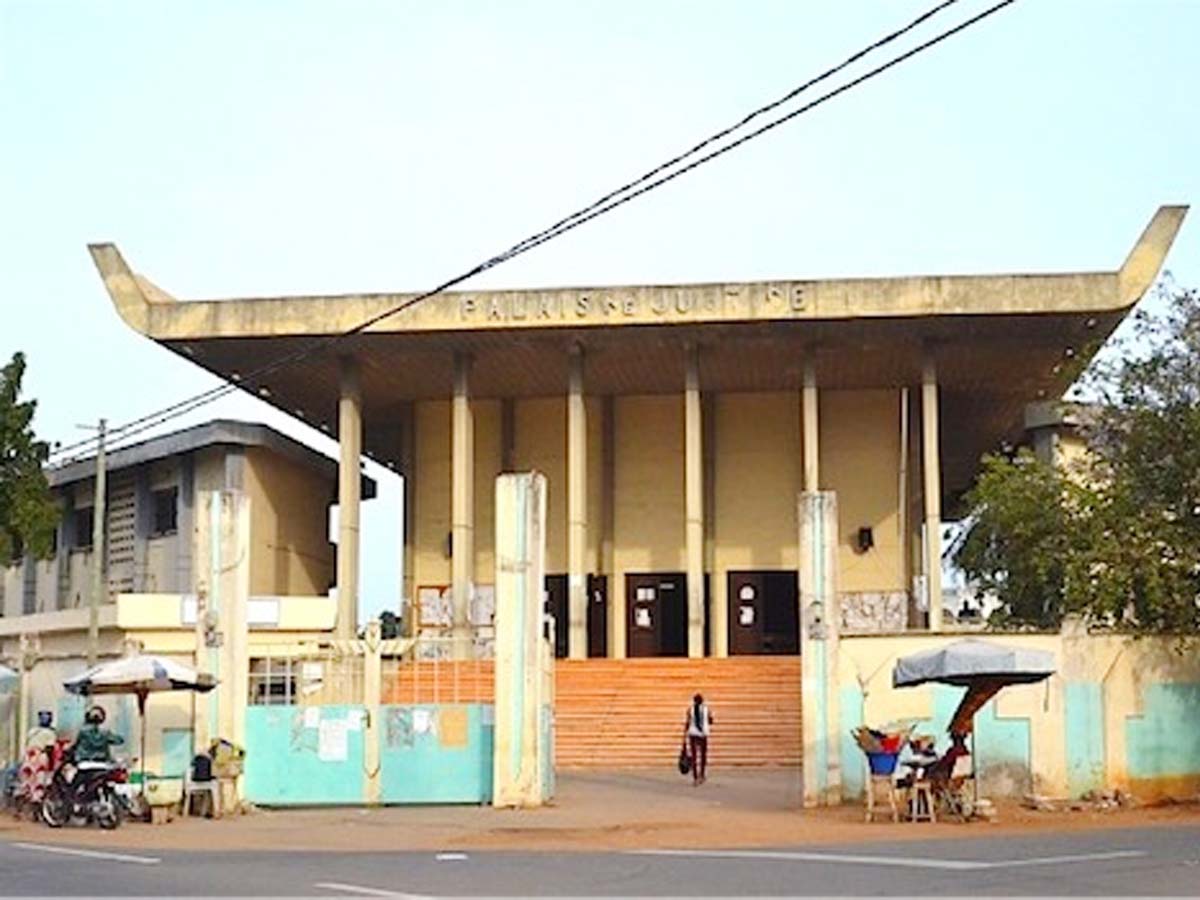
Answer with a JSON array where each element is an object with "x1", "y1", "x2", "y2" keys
[{"x1": 64, "y1": 655, "x2": 216, "y2": 798}]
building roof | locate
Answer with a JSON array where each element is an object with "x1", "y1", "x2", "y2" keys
[
  {"x1": 87, "y1": 206, "x2": 1186, "y2": 506},
  {"x1": 48, "y1": 419, "x2": 377, "y2": 498}
]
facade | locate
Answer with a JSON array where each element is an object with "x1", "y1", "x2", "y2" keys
[
  {"x1": 88, "y1": 206, "x2": 1187, "y2": 659},
  {"x1": 1, "y1": 419, "x2": 374, "y2": 619}
]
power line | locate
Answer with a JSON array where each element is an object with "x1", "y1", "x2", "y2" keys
[{"x1": 52, "y1": 0, "x2": 1013, "y2": 465}]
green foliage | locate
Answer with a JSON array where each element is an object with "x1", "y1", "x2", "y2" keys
[
  {"x1": 957, "y1": 285, "x2": 1200, "y2": 635},
  {"x1": 0, "y1": 352, "x2": 59, "y2": 564}
]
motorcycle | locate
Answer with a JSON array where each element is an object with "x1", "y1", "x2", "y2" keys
[{"x1": 40, "y1": 751, "x2": 128, "y2": 830}]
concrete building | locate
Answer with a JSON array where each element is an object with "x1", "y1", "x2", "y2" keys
[
  {"x1": 1, "y1": 419, "x2": 375, "y2": 619},
  {"x1": 87, "y1": 207, "x2": 1186, "y2": 664}
]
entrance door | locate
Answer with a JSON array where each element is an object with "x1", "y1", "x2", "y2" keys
[
  {"x1": 587, "y1": 574, "x2": 608, "y2": 658},
  {"x1": 626, "y1": 572, "x2": 688, "y2": 658},
  {"x1": 728, "y1": 570, "x2": 799, "y2": 655},
  {"x1": 544, "y1": 574, "x2": 569, "y2": 659}
]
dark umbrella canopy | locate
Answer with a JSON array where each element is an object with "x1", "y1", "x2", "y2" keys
[{"x1": 892, "y1": 639, "x2": 1055, "y2": 689}]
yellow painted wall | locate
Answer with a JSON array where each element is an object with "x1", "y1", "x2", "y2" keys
[
  {"x1": 713, "y1": 392, "x2": 801, "y2": 654},
  {"x1": 244, "y1": 448, "x2": 335, "y2": 597},
  {"x1": 414, "y1": 401, "x2": 451, "y2": 588},
  {"x1": 473, "y1": 400, "x2": 502, "y2": 586},
  {"x1": 820, "y1": 390, "x2": 905, "y2": 593},
  {"x1": 611, "y1": 395, "x2": 685, "y2": 656},
  {"x1": 512, "y1": 398, "x2": 567, "y2": 573}
]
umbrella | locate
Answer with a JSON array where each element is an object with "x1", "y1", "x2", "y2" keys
[
  {"x1": 0, "y1": 664, "x2": 17, "y2": 685},
  {"x1": 892, "y1": 639, "x2": 1055, "y2": 735},
  {"x1": 64, "y1": 655, "x2": 216, "y2": 798}
]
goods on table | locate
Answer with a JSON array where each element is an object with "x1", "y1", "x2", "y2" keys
[{"x1": 852, "y1": 723, "x2": 914, "y2": 774}]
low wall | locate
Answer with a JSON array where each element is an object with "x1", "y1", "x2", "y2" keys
[
  {"x1": 244, "y1": 703, "x2": 493, "y2": 806},
  {"x1": 837, "y1": 627, "x2": 1200, "y2": 802}
]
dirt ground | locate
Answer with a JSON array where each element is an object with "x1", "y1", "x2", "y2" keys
[{"x1": 2, "y1": 769, "x2": 1198, "y2": 854}]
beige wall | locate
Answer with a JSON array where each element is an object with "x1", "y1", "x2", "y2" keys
[
  {"x1": 473, "y1": 400, "x2": 502, "y2": 586},
  {"x1": 512, "y1": 398, "x2": 567, "y2": 572},
  {"x1": 244, "y1": 448, "x2": 335, "y2": 596},
  {"x1": 820, "y1": 390, "x2": 905, "y2": 594},
  {"x1": 414, "y1": 400, "x2": 451, "y2": 588}
]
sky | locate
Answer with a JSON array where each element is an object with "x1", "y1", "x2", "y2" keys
[{"x1": 2, "y1": 0, "x2": 1197, "y2": 624}]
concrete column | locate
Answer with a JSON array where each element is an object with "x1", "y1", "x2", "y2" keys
[
  {"x1": 566, "y1": 346, "x2": 588, "y2": 660},
  {"x1": 399, "y1": 403, "x2": 417, "y2": 636},
  {"x1": 451, "y1": 353, "x2": 475, "y2": 643},
  {"x1": 799, "y1": 491, "x2": 841, "y2": 807},
  {"x1": 601, "y1": 396, "x2": 619, "y2": 658},
  {"x1": 493, "y1": 472, "x2": 551, "y2": 808},
  {"x1": 684, "y1": 346, "x2": 705, "y2": 658},
  {"x1": 363, "y1": 619, "x2": 382, "y2": 805},
  {"x1": 922, "y1": 356, "x2": 943, "y2": 631},
  {"x1": 336, "y1": 357, "x2": 363, "y2": 640},
  {"x1": 802, "y1": 357, "x2": 820, "y2": 492},
  {"x1": 705, "y1": 394, "x2": 723, "y2": 657}
]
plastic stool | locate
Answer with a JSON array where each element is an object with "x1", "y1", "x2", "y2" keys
[
  {"x1": 909, "y1": 780, "x2": 936, "y2": 823},
  {"x1": 865, "y1": 774, "x2": 899, "y2": 823}
]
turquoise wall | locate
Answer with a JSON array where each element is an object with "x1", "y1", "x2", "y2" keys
[
  {"x1": 378, "y1": 704, "x2": 492, "y2": 804},
  {"x1": 1126, "y1": 683, "x2": 1200, "y2": 781},
  {"x1": 244, "y1": 703, "x2": 494, "y2": 806},
  {"x1": 1065, "y1": 682, "x2": 1105, "y2": 796},
  {"x1": 244, "y1": 705, "x2": 366, "y2": 805},
  {"x1": 839, "y1": 686, "x2": 866, "y2": 798}
]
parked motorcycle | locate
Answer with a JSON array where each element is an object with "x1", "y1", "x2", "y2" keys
[{"x1": 40, "y1": 752, "x2": 128, "y2": 829}]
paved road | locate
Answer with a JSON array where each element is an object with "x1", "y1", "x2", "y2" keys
[{"x1": 1, "y1": 825, "x2": 1198, "y2": 896}]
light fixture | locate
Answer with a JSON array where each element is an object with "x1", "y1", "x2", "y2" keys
[{"x1": 257, "y1": 386, "x2": 271, "y2": 398}]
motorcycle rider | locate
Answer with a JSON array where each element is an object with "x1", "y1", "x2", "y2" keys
[{"x1": 72, "y1": 706, "x2": 124, "y2": 763}]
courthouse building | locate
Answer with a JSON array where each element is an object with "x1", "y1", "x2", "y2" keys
[{"x1": 89, "y1": 206, "x2": 1186, "y2": 661}]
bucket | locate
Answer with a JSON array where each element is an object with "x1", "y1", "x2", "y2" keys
[{"x1": 866, "y1": 751, "x2": 899, "y2": 775}]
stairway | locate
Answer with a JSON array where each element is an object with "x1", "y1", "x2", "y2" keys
[{"x1": 554, "y1": 657, "x2": 802, "y2": 769}]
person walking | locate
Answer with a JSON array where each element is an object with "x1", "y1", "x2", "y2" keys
[{"x1": 683, "y1": 693, "x2": 713, "y2": 785}]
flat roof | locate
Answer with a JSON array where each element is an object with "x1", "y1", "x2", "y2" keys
[
  {"x1": 87, "y1": 206, "x2": 1186, "y2": 506},
  {"x1": 49, "y1": 419, "x2": 377, "y2": 498}
]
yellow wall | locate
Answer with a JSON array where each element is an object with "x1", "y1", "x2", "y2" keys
[
  {"x1": 244, "y1": 448, "x2": 335, "y2": 596},
  {"x1": 512, "y1": 398, "x2": 567, "y2": 572},
  {"x1": 414, "y1": 401, "x2": 451, "y2": 588},
  {"x1": 713, "y1": 392, "x2": 801, "y2": 652},
  {"x1": 473, "y1": 400, "x2": 501, "y2": 586},
  {"x1": 820, "y1": 390, "x2": 905, "y2": 594}
]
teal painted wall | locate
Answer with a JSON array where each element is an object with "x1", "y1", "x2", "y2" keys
[
  {"x1": 1126, "y1": 683, "x2": 1200, "y2": 780},
  {"x1": 161, "y1": 728, "x2": 193, "y2": 779},
  {"x1": 245, "y1": 704, "x2": 494, "y2": 806},
  {"x1": 378, "y1": 704, "x2": 492, "y2": 804},
  {"x1": 1065, "y1": 682, "x2": 1105, "y2": 796},
  {"x1": 244, "y1": 705, "x2": 366, "y2": 806},
  {"x1": 839, "y1": 686, "x2": 866, "y2": 798}
]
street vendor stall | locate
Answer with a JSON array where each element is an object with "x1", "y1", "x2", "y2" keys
[{"x1": 891, "y1": 639, "x2": 1055, "y2": 821}]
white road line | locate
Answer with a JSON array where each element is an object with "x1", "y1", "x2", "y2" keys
[
  {"x1": 634, "y1": 848, "x2": 1149, "y2": 871},
  {"x1": 435, "y1": 852, "x2": 468, "y2": 861},
  {"x1": 314, "y1": 882, "x2": 430, "y2": 899},
  {"x1": 11, "y1": 842, "x2": 161, "y2": 865}
]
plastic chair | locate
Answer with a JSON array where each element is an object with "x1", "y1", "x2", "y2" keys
[
  {"x1": 183, "y1": 771, "x2": 220, "y2": 818},
  {"x1": 909, "y1": 780, "x2": 936, "y2": 822}
]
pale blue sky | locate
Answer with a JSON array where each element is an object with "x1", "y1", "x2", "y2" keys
[{"x1": 2, "y1": 0, "x2": 1197, "y2": 622}]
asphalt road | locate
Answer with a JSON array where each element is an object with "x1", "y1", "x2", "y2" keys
[{"x1": 1, "y1": 825, "x2": 1198, "y2": 896}]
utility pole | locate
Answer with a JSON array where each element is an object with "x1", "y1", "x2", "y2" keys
[{"x1": 88, "y1": 418, "x2": 106, "y2": 668}]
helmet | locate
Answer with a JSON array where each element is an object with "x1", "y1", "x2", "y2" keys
[
  {"x1": 84, "y1": 705, "x2": 106, "y2": 725},
  {"x1": 36, "y1": 710, "x2": 53, "y2": 728}
]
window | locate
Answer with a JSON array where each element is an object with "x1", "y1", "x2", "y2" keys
[
  {"x1": 74, "y1": 508, "x2": 94, "y2": 549},
  {"x1": 151, "y1": 487, "x2": 178, "y2": 536}
]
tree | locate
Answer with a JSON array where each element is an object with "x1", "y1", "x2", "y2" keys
[
  {"x1": 0, "y1": 352, "x2": 59, "y2": 565},
  {"x1": 956, "y1": 284, "x2": 1200, "y2": 634}
]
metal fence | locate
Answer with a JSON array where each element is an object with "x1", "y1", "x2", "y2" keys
[{"x1": 382, "y1": 636, "x2": 494, "y2": 706}]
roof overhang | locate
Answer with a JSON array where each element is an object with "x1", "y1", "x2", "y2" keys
[{"x1": 88, "y1": 206, "x2": 1187, "y2": 507}]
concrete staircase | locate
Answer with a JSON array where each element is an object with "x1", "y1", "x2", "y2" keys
[{"x1": 554, "y1": 657, "x2": 802, "y2": 769}]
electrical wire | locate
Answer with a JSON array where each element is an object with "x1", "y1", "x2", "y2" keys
[{"x1": 51, "y1": 0, "x2": 1014, "y2": 465}]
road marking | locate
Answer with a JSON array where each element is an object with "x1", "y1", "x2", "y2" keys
[
  {"x1": 635, "y1": 848, "x2": 1148, "y2": 871},
  {"x1": 314, "y1": 882, "x2": 430, "y2": 899},
  {"x1": 435, "y1": 852, "x2": 468, "y2": 861},
  {"x1": 12, "y1": 842, "x2": 160, "y2": 865}
]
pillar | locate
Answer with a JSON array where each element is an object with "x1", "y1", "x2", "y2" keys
[
  {"x1": 493, "y1": 472, "x2": 552, "y2": 808},
  {"x1": 684, "y1": 345, "x2": 705, "y2": 658},
  {"x1": 566, "y1": 346, "x2": 588, "y2": 660},
  {"x1": 451, "y1": 352, "x2": 475, "y2": 645},
  {"x1": 802, "y1": 357, "x2": 820, "y2": 492},
  {"x1": 601, "y1": 396, "x2": 619, "y2": 658},
  {"x1": 399, "y1": 403, "x2": 417, "y2": 637},
  {"x1": 705, "y1": 394, "x2": 723, "y2": 657},
  {"x1": 363, "y1": 619, "x2": 382, "y2": 805},
  {"x1": 922, "y1": 355, "x2": 943, "y2": 631},
  {"x1": 336, "y1": 357, "x2": 362, "y2": 640}
]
